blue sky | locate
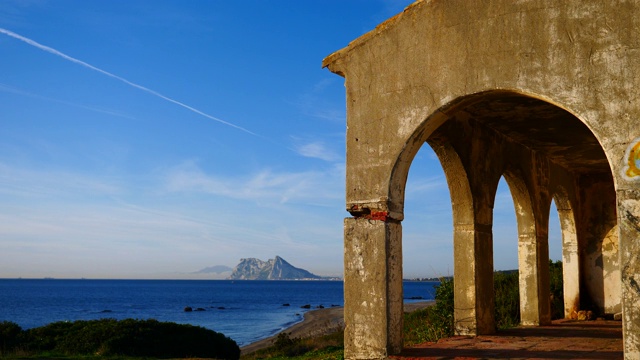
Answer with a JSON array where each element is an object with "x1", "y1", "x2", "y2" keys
[{"x1": 0, "y1": 1, "x2": 562, "y2": 279}]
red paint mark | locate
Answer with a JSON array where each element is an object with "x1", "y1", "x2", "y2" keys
[
  {"x1": 349, "y1": 205, "x2": 390, "y2": 221},
  {"x1": 367, "y1": 211, "x2": 389, "y2": 221}
]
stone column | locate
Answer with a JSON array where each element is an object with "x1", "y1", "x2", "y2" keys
[
  {"x1": 557, "y1": 206, "x2": 580, "y2": 317},
  {"x1": 618, "y1": 189, "x2": 640, "y2": 359},
  {"x1": 579, "y1": 176, "x2": 620, "y2": 315},
  {"x1": 344, "y1": 216, "x2": 403, "y2": 359},
  {"x1": 518, "y1": 218, "x2": 551, "y2": 326},
  {"x1": 453, "y1": 219, "x2": 495, "y2": 335}
]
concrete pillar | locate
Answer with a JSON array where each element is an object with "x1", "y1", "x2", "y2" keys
[
  {"x1": 618, "y1": 189, "x2": 640, "y2": 359},
  {"x1": 453, "y1": 220, "x2": 495, "y2": 335},
  {"x1": 556, "y1": 206, "x2": 580, "y2": 317},
  {"x1": 518, "y1": 229, "x2": 540, "y2": 325},
  {"x1": 518, "y1": 219, "x2": 551, "y2": 325},
  {"x1": 344, "y1": 216, "x2": 403, "y2": 359},
  {"x1": 579, "y1": 176, "x2": 620, "y2": 315},
  {"x1": 602, "y1": 225, "x2": 621, "y2": 314},
  {"x1": 504, "y1": 170, "x2": 552, "y2": 326}
]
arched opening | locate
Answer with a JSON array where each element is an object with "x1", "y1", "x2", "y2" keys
[
  {"x1": 493, "y1": 177, "x2": 519, "y2": 272},
  {"x1": 339, "y1": 89, "x2": 619, "y2": 358},
  {"x1": 401, "y1": 143, "x2": 453, "y2": 347},
  {"x1": 548, "y1": 200, "x2": 563, "y2": 263},
  {"x1": 402, "y1": 144, "x2": 452, "y2": 281},
  {"x1": 548, "y1": 198, "x2": 566, "y2": 320},
  {"x1": 493, "y1": 176, "x2": 521, "y2": 328},
  {"x1": 388, "y1": 90, "x2": 616, "y2": 340}
]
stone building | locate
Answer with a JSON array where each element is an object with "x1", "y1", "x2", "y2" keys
[{"x1": 323, "y1": 0, "x2": 640, "y2": 358}]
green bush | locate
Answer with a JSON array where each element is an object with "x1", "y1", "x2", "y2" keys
[
  {"x1": 404, "y1": 278, "x2": 454, "y2": 345},
  {"x1": 5, "y1": 318, "x2": 240, "y2": 359},
  {"x1": 549, "y1": 260, "x2": 564, "y2": 320},
  {"x1": 406, "y1": 264, "x2": 564, "y2": 346},
  {"x1": 494, "y1": 271, "x2": 520, "y2": 329},
  {"x1": 0, "y1": 321, "x2": 23, "y2": 354},
  {"x1": 24, "y1": 320, "x2": 75, "y2": 351},
  {"x1": 492, "y1": 261, "x2": 565, "y2": 327}
]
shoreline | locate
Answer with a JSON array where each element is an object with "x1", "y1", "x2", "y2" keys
[{"x1": 240, "y1": 301, "x2": 435, "y2": 355}]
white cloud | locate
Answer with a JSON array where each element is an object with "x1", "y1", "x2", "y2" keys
[
  {"x1": 293, "y1": 140, "x2": 341, "y2": 162},
  {"x1": 0, "y1": 160, "x2": 346, "y2": 278},
  {"x1": 405, "y1": 175, "x2": 446, "y2": 195},
  {"x1": 163, "y1": 160, "x2": 343, "y2": 206}
]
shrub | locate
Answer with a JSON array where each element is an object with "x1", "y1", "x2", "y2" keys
[
  {"x1": 0, "y1": 321, "x2": 23, "y2": 354},
  {"x1": 405, "y1": 266, "x2": 564, "y2": 346},
  {"x1": 18, "y1": 318, "x2": 240, "y2": 359},
  {"x1": 492, "y1": 261, "x2": 565, "y2": 327},
  {"x1": 98, "y1": 319, "x2": 240, "y2": 359},
  {"x1": 494, "y1": 271, "x2": 520, "y2": 329},
  {"x1": 24, "y1": 320, "x2": 75, "y2": 352},
  {"x1": 271, "y1": 332, "x2": 312, "y2": 357},
  {"x1": 549, "y1": 260, "x2": 564, "y2": 320},
  {"x1": 243, "y1": 330, "x2": 343, "y2": 359},
  {"x1": 404, "y1": 278, "x2": 454, "y2": 345}
]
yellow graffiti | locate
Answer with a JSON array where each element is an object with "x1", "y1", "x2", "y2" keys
[{"x1": 627, "y1": 141, "x2": 640, "y2": 178}]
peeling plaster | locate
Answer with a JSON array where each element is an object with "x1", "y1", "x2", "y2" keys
[{"x1": 622, "y1": 137, "x2": 640, "y2": 181}]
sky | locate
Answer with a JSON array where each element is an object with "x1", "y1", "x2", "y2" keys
[{"x1": 0, "y1": 1, "x2": 563, "y2": 279}]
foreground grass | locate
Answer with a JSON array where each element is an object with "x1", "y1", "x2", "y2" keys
[{"x1": 242, "y1": 330, "x2": 344, "y2": 360}]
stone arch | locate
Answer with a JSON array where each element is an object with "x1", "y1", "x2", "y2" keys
[
  {"x1": 323, "y1": 1, "x2": 640, "y2": 357},
  {"x1": 387, "y1": 88, "x2": 613, "y2": 218},
  {"x1": 341, "y1": 87, "x2": 618, "y2": 357}
]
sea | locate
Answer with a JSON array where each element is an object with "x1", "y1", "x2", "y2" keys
[{"x1": 0, "y1": 279, "x2": 438, "y2": 346}]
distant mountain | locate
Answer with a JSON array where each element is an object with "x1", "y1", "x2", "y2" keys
[
  {"x1": 193, "y1": 265, "x2": 233, "y2": 274},
  {"x1": 228, "y1": 256, "x2": 322, "y2": 280}
]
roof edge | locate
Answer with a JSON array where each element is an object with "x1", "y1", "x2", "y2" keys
[{"x1": 322, "y1": 0, "x2": 427, "y2": 72}]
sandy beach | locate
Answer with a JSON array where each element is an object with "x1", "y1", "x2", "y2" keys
[{"x1": 241, "y1": 301, "x2": 434, "y2": 354}]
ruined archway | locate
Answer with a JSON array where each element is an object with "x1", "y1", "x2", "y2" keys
[
  {"x1": 337, "y1": 88, "x2": 618, "y2": 358},
  {"x1": 400, "y1": 90, "x2": 615, "y2": 334},
  {"x1": 324, "y1": 1, "x2": 640, "y2": 358}
]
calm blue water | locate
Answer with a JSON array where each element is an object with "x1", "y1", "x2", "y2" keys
[{"x1": 0, "y1": 279, "x2": 438, "y2": 346}]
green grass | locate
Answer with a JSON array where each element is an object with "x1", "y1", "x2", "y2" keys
[
  {"x1": 404, "y1": 278, "x2": 454, "y2": 345},
  {"x1": 242, "y1": 330, "x2": 344, "y2": 360}
]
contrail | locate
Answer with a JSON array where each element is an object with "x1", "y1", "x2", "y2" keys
[{"x1": 0, "y1": 28, "x2": 256, "y2": 136}]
